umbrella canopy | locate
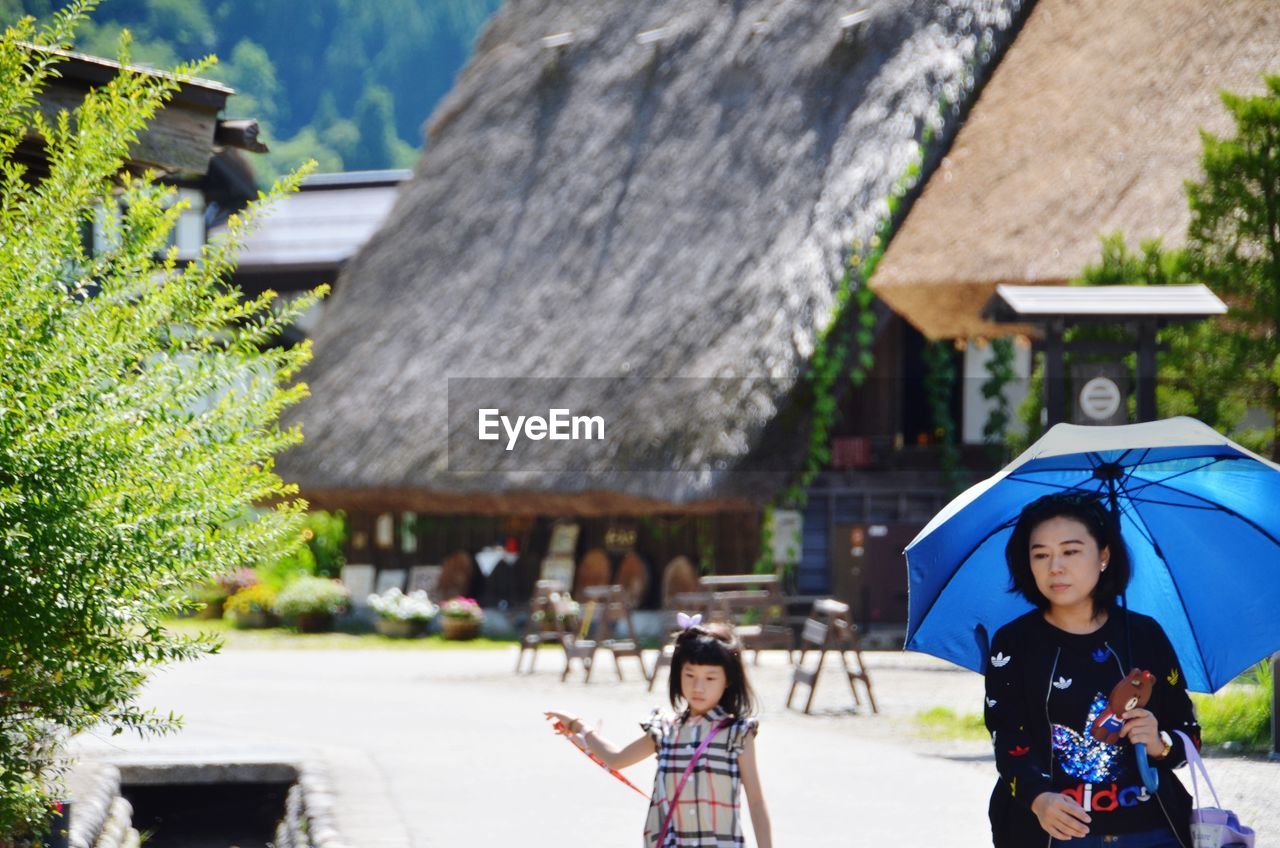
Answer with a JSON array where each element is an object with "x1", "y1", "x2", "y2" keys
[{"x1": 904, "y1": 417, "x2": 1280, "y2": 692}]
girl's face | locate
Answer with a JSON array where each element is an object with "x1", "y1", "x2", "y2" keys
[
  {"x1": 1029, "y1": 516, "x2": 1109, "y2": 613},
  {"x1": 680, "y1": 662, "x2": 728, "y2": 715}
]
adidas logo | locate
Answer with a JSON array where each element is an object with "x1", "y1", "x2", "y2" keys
[
  {"x1": 990, "y1": 652, "x2": 1011, "y2": 668},
  {"x1": 1053, "y1": 676, "x2": 1073, "y2": 690}
]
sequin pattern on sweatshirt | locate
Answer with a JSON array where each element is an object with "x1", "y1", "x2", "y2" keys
[{"x1": 1051, "y1": 692, "x2": 1126, "y2": 783}]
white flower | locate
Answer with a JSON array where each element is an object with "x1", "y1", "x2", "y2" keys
[{"x1": 369, "y1": 587, "x2": 438, "y2": 621}]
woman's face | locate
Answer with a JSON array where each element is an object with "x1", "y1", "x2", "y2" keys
[
  {"x1": 681, "y1": 663, "x2": 728, "y2": 714},
  {"x1": 1028, "y1": 516, "x2": 1109, "y2": 613}
]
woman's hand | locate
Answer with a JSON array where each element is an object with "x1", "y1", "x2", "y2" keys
[
  {"x1": 1119, "y1": 707, "x2": 1161, "y2": 751},
  {"x1": 543, "y1": 710, "x2": 584, "y2": 734},
  {"x1": 1031, "y1": 792, "x2": 1091, "y2": 840}
]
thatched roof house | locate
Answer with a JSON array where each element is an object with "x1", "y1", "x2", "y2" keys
[
  {"x1": 870, "y1": 0, "x2": 1280, "y2": 340},
  {"x1": 281, "y1": 0, "x2": 1029, "y2": 516}
]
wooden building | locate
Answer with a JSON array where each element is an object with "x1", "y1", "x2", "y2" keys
[
  {"x1": 22, "y1": 47, "x2": 266, "y2": 262},
  {"x1": 276, "y1": 1, "x2": 1044, "y2": 619}
]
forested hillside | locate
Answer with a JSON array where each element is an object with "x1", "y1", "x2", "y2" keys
[{"x1": 2, "y1": 0, "x2": 503, "y2": 180}]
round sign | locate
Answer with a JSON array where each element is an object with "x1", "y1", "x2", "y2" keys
[{"x1": 1079, "y1": 377, "x2": 1122, "y2": 421}]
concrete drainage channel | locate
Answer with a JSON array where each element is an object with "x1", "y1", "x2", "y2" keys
[{"x1": 67, "y1": 759, "x2": 349, "y2": 848}]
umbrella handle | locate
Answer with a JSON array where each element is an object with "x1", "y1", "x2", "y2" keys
[{"x1": 1134, "y1": 742, "x2": 1160, "y2": 793}]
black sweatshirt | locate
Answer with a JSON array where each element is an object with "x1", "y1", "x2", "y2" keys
[{"x1": 984, "y1": 609, "x2": 1202, "y2": 847}]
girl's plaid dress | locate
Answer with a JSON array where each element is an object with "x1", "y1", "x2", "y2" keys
[{"x1": 640, "y1": 705, "x2": 759, "y2": 847}]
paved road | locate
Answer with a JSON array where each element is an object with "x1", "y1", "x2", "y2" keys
[{"x1": 71, "y1": 648, "x2": 1276, "y2": 847}]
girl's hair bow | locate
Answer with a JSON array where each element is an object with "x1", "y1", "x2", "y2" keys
[{"x1": 676, "y1": 612, "x2": 702, "y2": 629}]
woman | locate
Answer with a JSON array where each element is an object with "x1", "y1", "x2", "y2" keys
[{"x1": 984, "y1": 493, "x2": 1201, "y2": 847}]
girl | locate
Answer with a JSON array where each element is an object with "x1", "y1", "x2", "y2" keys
[
  {"x1": 985, "y1": 493, "x2": 1202, "y2": 848},
  {"x1": 545, "y1": 619, "x2": 773, "y2": 848}
]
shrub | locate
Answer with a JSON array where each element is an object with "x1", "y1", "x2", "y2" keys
[
  {"x1": 224, "y1": 584, "x2": 279, "y2": 618},
  {"x1": 273, "y1": 577, "x2": 350, "y2": 619},
  {"x1": 256, "y1": 509, "x2": 348, "y2": 588},
  {"x1": 0, "y1": 7, "x2": 319, "y2": 834},
  {"x1": 1193, "y1": 662, "x2": 1274, "y2": 751},
  {"x1": 215, "y1": 568, "x2": 260, "y2": 597}
]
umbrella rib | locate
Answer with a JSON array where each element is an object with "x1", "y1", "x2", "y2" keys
[
  {"x1": 1114, "y1": 498, "x2": 1158, "y2": 549},
  {"x1": 1140, "y1": 478, "x2": 1280, "y2": 549},
  {"x1": 1124, "y1": 497, "x2": 1214, "y2": 689},
  {"x1": 1115, "y1": 496, "x2": 1225, "y2": 511},
  {"x1": 1002, "y1": 475, "x2": 1101, "y2": 492},
  {"x1": 1121, "y1": 455, "x2": 1235, "y2": 497},
  {"x1": 1118, "y1": 449, "x2": 1150, "y2": 489}
]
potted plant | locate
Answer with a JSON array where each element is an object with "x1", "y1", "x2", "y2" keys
[
  {"x1": 440, "y1": 597, "x2": 484, "y2": 640},
  {"x1": 224, "y1": 584, "x2": 279, "y2": 629},
  {"x1": 187, "y1": 568, "x2": 260, "y2": 620},
  {"x1": 368, "y1": 587, "x2": 437, "y2": 638},
  {"x1": 187, "y1": 581, "x2": 230, "y2": 619},
  {"x1": 273, "y1": 576, "x2": 349, "y2": 633}
]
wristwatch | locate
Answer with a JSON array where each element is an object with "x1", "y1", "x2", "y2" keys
[{"x1": 1153, "y1": 730, "x2": 1173, "y2": 760}]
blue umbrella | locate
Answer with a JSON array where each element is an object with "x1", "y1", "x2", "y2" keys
[{"x1": 904, "y1": 416, "x2": 1280, "y2": 694}]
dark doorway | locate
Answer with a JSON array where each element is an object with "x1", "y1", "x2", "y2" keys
[{"x1": 121, "y1": 782, "x2": 289, "y2": 848}]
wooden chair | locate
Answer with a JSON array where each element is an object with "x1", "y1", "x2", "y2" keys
[
  {"x1": 699, "y1": 574, "x2": 795, "y2": 664},
  {"x1": 515, "y1": 580, "x2": 573, "y2": 674},
  {"x1": 568, "y1": 584, "x2": 647, "y2": 682},
  {"x1": 786, "y1": 598, "x2": 878, "y2": 714}
]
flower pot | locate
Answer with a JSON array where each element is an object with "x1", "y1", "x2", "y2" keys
[
  {"x1": 375, "y1": 617, "x2": 430, "y2": 638},
  {"x1": 195, "y1": 598, "x2": 225, "y2": 619},
  {"x1": 232, "y1": 609, "x2": 278, "y2": 630},
  {"x1": 292, "y1": 611, "x2": 335, "y2": 633},
  {"x1": 441, "y1": 616, "x2": 480, "y2": 640}
]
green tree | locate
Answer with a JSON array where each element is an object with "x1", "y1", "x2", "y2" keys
[
  {"x1": 0, "y1": 6, "x2": 318, "y2": 835},
  {"x1": 1020, "y1": 78, "x2": 1280, "y2": 453},
  {"x1": 209, "y1": 37, "x2": 283, "y2": 126},
  {"x1": 1186, "y1": 75, "x2": 1280, "y2": 457},
  {"x1": 349, "y1": 84, "x2": 400, "y2": 171}
]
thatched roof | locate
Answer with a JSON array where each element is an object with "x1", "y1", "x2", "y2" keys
[
  {"x1": 280, "y1": 0, "x2": 1027, "y2": 515},
  {"x1": 871, "y1": 0, "x2": 1280, "y2": 340}
]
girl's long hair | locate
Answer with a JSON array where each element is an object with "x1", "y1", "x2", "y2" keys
[{"x1": 668, "y1": 621, "x2": 757, "y2": 717}]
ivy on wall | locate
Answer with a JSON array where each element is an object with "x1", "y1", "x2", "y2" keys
[
  {"x1": 980, "y1": 337, "x2": 1017, "y2": 465},
  {"x1": 759, "y1": 27, "x2": 1008, "y2": 569},
  {"x1": 924, "y1": 339, "x2": 962, "y2": 494}
]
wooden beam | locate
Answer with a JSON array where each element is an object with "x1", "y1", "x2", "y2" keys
[{"x1": 32, "y1": 77, "x2": 220, "y2": 175}]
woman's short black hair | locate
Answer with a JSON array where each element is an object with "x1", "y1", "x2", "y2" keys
[
  {"x1": 668, "y1": 621, "x2": 757, "y2": 717},
  {"x1": 1005, "y1": 491, "x2": 1132, "y2": 612}
]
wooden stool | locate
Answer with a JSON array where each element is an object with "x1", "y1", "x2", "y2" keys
[
  {"x1": 516, "y1": 580, "x2": 573, "y2": 674},
  {"x1": 786, "y1": 598, "x2": 877, "y2": 714}
]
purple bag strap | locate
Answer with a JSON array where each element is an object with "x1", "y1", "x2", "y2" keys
[
  {"x1": 655, "y1": 718, "x2": 729, "y2": 846},
  {"x1": 1173, "y1": 729, "x2": 1223, "y2": 810}
]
